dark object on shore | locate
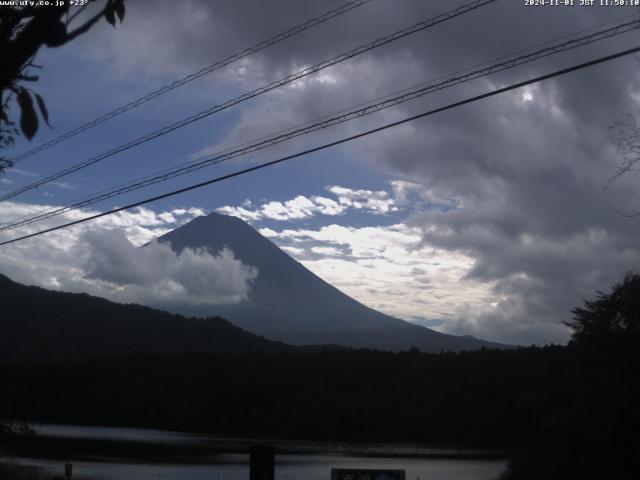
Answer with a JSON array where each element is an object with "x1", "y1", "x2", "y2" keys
[
  {"x1": 250, "y1": 445, "x2": 274, "y2": 480},
  {"x1": 331, "y1": 469, "x2": 406, "y2": 480}
]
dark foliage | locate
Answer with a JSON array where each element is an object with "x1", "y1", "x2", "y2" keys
[
  {"x1": 566, "y1": 271, "x2": 640, "y2": 348},
  {"x1": 1, "y1": 347, "x2": 571, "y2": 446},
  {"x1": 500, "y1": 272, "x2": 640, "y2": 479}
]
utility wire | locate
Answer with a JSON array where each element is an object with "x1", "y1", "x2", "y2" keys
[
  {"x1": 5, "y1": 9, "x2": 639, "y2": 229},
  {"x1": 2, "y1": 15, "x2": 636, "y2": 228},
  {"x1": 2, "y1": 44, "x2": 638, "y2": 247},
  {"x1": 3, "y1": 16, "x2": 639, "y2": 231},
  {"x1": 0, "y1": 0, "x2": 498, "y2": 203},
  {"x1": 3, "y1": 13, "x2": 637, "y2": 229},
  {"x1": 6, "y1": 0, "x2": 374, "y2": 165}
]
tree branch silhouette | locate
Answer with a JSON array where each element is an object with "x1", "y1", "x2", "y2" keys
[{"x1": 0, "y1": 0, "x2": 125, "y2": 173}]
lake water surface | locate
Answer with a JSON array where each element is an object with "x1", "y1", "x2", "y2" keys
[{"x1": 5, "y1": 424, "x2": 508, "y2": 480}]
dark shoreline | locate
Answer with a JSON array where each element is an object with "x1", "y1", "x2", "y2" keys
[{"x1": 4, "y1": 430, "x2": 512, "y2": 464}]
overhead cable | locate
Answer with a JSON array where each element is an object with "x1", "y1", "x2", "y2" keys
[
  {"x1": 2, "y1": 44, "x2": 638, "y2": 246},
  {"x1": 0, "y1": 0, "x2": 498, "y2": 202},
  {"x1": 3, "y1": 16, "x2": 639, "y2": 230},
  {"x1": 6, "y1": 0, "x2": 374, "y2": 165}
]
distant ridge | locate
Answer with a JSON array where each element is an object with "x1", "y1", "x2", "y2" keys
[
  {"x1": 159, "y1": 212, "x2": 508, "y2": 352},
  {"x1": 0, "y1": 274, "x2": 287, "y2": 362}
]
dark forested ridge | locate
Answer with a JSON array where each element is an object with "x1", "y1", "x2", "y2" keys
[{"x1": 0, "y1": 274, "x2": 288, "y2": 361}]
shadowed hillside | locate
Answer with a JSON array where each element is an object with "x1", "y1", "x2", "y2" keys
[{"x1": 0, "y1": 274, "x2": 286, "y2": 362}]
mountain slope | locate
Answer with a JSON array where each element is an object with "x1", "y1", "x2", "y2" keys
[
  {"x1": 159, "y1": 213, "x2": 506, "y2": 352},
  {"x1": 0, "y1": 274, "x2": 286, "y2": 362}
]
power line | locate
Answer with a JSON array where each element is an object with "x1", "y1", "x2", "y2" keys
[
  {"x1": 2, "y1": 44, "x2": 638, "y2": 247},
  {"x1": 5, "y1": 10, "x2": 639, "y2": 230},
  {"x1": 6, "y1": 0, "x2": 374, "y2": 165},
  {"x1": 3, "y1": 14, "x2": 637, "y2": 231},
  {"x1": 3, "y1": 16, "x2": 639, "y2": 231},
  {"x1": 0, "y1": 0, "x2": 498, "y2": 203}
]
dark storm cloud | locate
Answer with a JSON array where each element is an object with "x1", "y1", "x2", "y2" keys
[{"x1": 77, "y1": 0, "x2": 640, "y2": 344}]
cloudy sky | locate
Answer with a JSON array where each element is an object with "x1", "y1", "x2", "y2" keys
[{"x1": 1, "y1": 0, "x2": 640, "y2": 345}]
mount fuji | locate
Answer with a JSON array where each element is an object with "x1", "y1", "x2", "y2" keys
[{"x1": 159, "y1": 212, "x2": 505, "y2": 352}]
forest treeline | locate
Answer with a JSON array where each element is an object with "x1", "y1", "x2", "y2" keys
[{"x1": 0, "y1": 346, "x2": 570, "y2": 445}]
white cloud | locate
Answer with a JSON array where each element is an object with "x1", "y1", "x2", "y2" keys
[
  {"x1": 312, "y1": 196, "x2": 343, "y2": 215},
  {"x1": 0, "y1": 202, "x2": 257, "y2": 309},
  {"x1": 50, "y1": 181, "x2": 78, "y2": 190},
  {"x1": 6, "y1": 168, "x2": 37, "y2": 177},
  {"x1": 218, "y1": 194, "x2": 344, "y2": 221},
  {"x1": 171, "y1": 207, "x2": 206, "y2": 217},
  {"x1": 216, "y1": 182, "x2": 464, "y2": 226},
  {"x1": 258, "y1": 227, "x2": 278, "y2": 237},
  {"x1": 216, "y1": 184, "x2": 406, "y2": 222},
  {"x1": 216, "y1": 205, "x2": 263, "y2": 221},
  {"x1": 261, "y1": 195, "x2": 317, "y2": 220},
  {"x1": 280, "y1": 245, "x2": 306, "y2": 256},
  {"x1": 326, "y1": 186, "x2": 397, "y2": 214},
  {"x1": 81, "y1": 229, "x2": 257, "y2": 307},
  {"x1": 310, "y1": 246, "x2": 342, "y2": 256}
]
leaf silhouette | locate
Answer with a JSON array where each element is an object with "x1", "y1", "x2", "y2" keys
[
  {"x1": 114, "y1": 0, "x2": 125, "y2": 22},
  {"x1": 35, "y1": 93, "x2": 53, "y2": 128},
  {"x1": 105, "y1": 1, "x2": 116, "y2": 27},
  {"x1": 17, "y1": 88, "x2": 38, "y2": 140}
]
